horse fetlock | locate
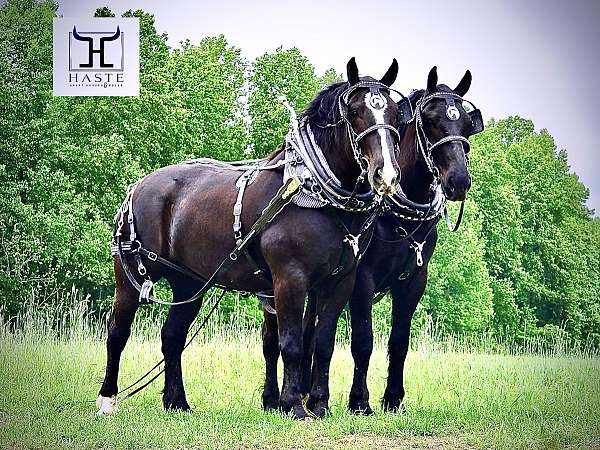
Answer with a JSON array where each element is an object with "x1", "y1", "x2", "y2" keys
[
  {"x1": 262, "y1": 389, "x2": 280, "y2": 411},
  {"x1": 96, "y1": 395, "x2": 118, "y2": 416}
]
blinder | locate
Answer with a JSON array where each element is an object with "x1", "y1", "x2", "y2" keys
[
  {"x1": 467, "y1": 108, "x2": 484, "y2": 136},
  {"x1": 396, "y1": 96, "x2": 413, "y2": 135}
]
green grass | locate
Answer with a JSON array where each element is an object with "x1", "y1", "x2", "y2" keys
[{"x1": 1, "y1": 312, "x2": 599, "y2": 449}]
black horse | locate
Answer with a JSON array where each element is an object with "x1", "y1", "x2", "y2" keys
[
  {"x1": 263, "y1": 67, "x2": 481, "y2": 416},
  {"x1": 97, "y1": 58, "x2": 401, "y2": 420}
]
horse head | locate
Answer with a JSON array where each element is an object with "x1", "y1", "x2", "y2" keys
[
  {"x1": 305, "y1": 58, "x2": 401, "y2": 196},
  {"x1": 407, "y1": 67, "x2": 483, "y2": 201},
  {"x1": 343, "y1": 57, "x2": 401, "y2": 196}
]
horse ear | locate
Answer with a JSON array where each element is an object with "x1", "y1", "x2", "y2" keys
[
  {"x1": 347, "y1": 57, "x2": 359, "y2": 86},
  {"x1": 427, "y1": 66, "x2": 438, "y2": 92},
  {"x1": 380, "y1": 58, "x2": 398, "y2": 87},
  {"x1": 454, "y1": 70, "x2": 472, "y2": 97}
]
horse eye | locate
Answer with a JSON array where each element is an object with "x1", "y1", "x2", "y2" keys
[{"x1": 348, "y1": 109, "x2": 359, "y2": 118}]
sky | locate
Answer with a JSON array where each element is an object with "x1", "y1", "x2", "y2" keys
[{"x1": 58, "y1": 0, "x2": 600, "y2": 214}]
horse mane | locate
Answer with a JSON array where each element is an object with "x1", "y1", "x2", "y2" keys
[
  {"x1": 266, "y1": 80, "x2": 351, "y2": 161},
  {"x1": 408, "y1": 89, "x2": 425, "y2": 109}
]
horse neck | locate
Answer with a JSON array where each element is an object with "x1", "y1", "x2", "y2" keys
[
  {"x1": 313, "y1": 127, "x2": 362, "y2": 191},
  {"x1": 398, "y1": 123, "x2": 434, "y2": 203}
]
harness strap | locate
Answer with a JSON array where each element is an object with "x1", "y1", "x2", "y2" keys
[
  {"x1": 137, "y1": 246, "x2": 208, "y2": 283},
  {"x1": 116, "y1": 177, "x2": 301, "y2": 307},
  {"x1": 234, "y1": 170, "x2": 253, "y2": 240},
  {"x1": 444, "y1": 200, "x2": 465, "y2": 232}
]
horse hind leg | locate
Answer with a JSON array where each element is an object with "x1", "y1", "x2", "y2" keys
[
  {"x1": 262, "y1": 310, "x2": 280, "y2": 411},
  {"x1": 161, "y1": 279, "x2": 203, "y2": 411},
  {"x1": 97, "y1": 260, "x2": 141, "y2": 416}
]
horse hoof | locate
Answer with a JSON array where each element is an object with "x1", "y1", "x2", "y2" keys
[
  {"x1": 96, "y1": 395, "x2": 118, "y2": 416},
  {"x1": 163, "y1": 397, "x2": 191, "y2": 412},
  {"x1": 349, "y1": 403, "x2": 374, "y2": 416},
  {"x1": 306, "y1": 399, "x2": 329, "y2": 418},
  {"x1": 291, "y1": 404, "x2": 312, "y2": 420},
  {"x1": 262, "y1": 394, "x2": 280, "y2": 411},
  {"x1": 382, "y1": 398, "x2": 406, "y2": 414}
]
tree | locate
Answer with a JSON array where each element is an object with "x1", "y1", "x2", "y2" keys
[
  {"x1": 248, "y1": 47, "x2": 338, "y2": 157},
  {"x1": 422, "y1": 200, "x2": 495, "y2": 333}
]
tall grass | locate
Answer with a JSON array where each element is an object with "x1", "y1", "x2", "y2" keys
[
  {"x1": 1, "y1": 290, "x2": 600, "y2": 449},
  {"x1": 2, "y1": 288, "x2": 597, "y2": 359}
]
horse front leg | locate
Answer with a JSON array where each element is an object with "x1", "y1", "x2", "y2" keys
[
  {"x1": 300, "y1": 291, "x2": 318, "y2": 397},
  {"x1": 97, "y1": 260, "x2": 140, "y2": 416},
  {"x1": 347, "y1": 270, "x2": 376, "y2": 415},
  {"x1": 306, "y1": 272, "x2": 356, "y2": 418},
  {"x1": 273, "y1": 268, "x2": 310, "y2": 419},
  {"x1": 161, "y1": 280, "x2": 203, "y2": 411},
  {"x1": 383, "y1": 268, "x2": 427, "y2": 412},
  {"x1": 261, "y1": 310, "x2": 280, "y2": 411}
]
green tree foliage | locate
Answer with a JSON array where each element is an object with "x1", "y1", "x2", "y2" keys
[
  {"x1": 0, "y1": 2, "x2": 246, "y2": 314},
  {"x1": 0, "y1": 0, "x2": 598, "y2": 347},
  {"x1": 422, "y1": 201, "x2": 494, "y2": 333},
  {"x1": 248, "y1": 47, "x2": 340, "y2": 157}
]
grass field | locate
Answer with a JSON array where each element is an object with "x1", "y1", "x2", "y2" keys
[{"x1": 1, "y1": 310, "x2": 600, "y2": 450}]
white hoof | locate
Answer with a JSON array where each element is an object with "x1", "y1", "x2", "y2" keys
[{"x1": 96, "y1": 395, "x2": 118, "y2": 416}]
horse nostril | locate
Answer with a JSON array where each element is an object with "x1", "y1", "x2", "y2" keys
[{"x1": 447, "y1": 175, "x2": 456, "y2": 193}]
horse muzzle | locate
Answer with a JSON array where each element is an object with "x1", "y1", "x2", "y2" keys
[
  {"x1": 372, "y1": 167, "x2": 398, "y2": 196},
  {"x1": 442, "y1": 172, "x2": 471, "y2": 201}
]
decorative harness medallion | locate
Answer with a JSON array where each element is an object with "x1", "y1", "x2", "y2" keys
[
  {"x1": 446, "y1": 105, "x2": 460, "y2": 120},
  {"x1": 367, "y1": 91, "x2": 387, "y2": 110}
]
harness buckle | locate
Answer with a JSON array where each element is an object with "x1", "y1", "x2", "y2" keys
[
  {"x1": 344, "y1": 233, "x2": 360, "y2": 257},
  {"x1": 147, "y1": 251, "x2": 158, "y2": 262},
  {"x1": 410, "y1": 241, "x2": 426, "y2": 267}
]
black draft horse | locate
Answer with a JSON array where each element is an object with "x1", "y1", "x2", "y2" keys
[
  {"x1": 97, "y1": 58, "x2": 401, "y2": 420},
  {"x1": 263, "y1": 67, "x2": 479, "y2": 416}
]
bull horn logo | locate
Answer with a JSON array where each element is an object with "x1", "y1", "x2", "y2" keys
[{"x1": 72, "y1": 26, "x2": 121, "y2": 68}]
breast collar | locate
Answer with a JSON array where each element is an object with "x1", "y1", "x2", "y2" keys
[
  {"x1": 385, "y1": 182, "x2": 446, "y2": 221},
  {"x1": 279, "y1": 96, "x2": 381, "y2": 212},
  {"x1": 283, "y1": 119, "x2": 382, "y2": 211}
]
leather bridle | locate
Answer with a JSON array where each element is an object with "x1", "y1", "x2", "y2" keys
[
  {"x1": 337, "y1": 80, "x2": 402, "y2": 175},
  {"x1": 412, "y1": 91, "x2": 478, "y2": 180},
  {"x1": 404, "y1": 91, "x2": 484, "y2": 231}
]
